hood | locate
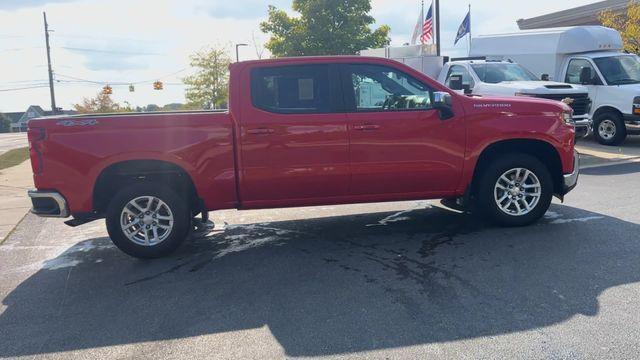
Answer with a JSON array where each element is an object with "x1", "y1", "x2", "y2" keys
[
  {"x1": 464, "y1": 94, "x2": 572, "y2": 114},
  {"x1": 497, "y1": 81, "x2": 587, "y2": 94}
]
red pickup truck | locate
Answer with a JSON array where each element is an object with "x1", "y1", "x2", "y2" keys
[{"x1": 27, "y1": 56, "x2": 579, "y2": 258}]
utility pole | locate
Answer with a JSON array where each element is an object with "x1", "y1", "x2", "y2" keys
[
  {"x1": 43, "y1": 12, "x2": 57, "y2": 114},
  {"x1": 435, "y1": 0, "x2": 441, "y2": 56}
]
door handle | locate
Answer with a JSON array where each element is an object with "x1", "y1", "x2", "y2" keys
[
  {"x1": 354, "y1": 124, "x2": 380, "y2": 131},
  {"x1": 247, "y1": 128, "x2": 275, "y2": 135}
]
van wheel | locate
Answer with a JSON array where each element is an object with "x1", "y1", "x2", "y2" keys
[
  {"x1": 594, "y1": 112, "x2": 626, "y2": 146},
  {"x1": 476, "y1": 153, "x2": 553, "y2": 227},
  {"x1": 106, "y1": 183, "x2": 190, "y2": 259}
]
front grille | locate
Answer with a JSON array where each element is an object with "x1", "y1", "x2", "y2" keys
[{"x1": 530, "y1": 93, "x2": 590, "y2": 116}]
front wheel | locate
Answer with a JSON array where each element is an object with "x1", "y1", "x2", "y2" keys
[
  {"x1": 106, "y1": 183, "x2": 191, "y2": 258},
  {"x1": 593, "y1": 112, "x2": 626, "y2": 146},
  {"x1": 476, "y1": 153, "x2": 553, "y2": 227}
]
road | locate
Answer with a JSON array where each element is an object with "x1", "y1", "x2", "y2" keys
[
  {"x1": 0, "y1": 133, "x2": 27, "y2": 155},
  {"x1": 0, "y1": 162, "x2": 639, "y2": 359}
]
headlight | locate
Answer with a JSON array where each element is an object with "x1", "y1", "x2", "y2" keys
[
  {"x1": 633, "y1": 96, "x2": 640, "y2": 115},
  {"x1": 562, "y1": 111, "x2": 574, "y2": 125}
]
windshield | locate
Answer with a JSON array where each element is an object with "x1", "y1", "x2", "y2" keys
[
  {"x1": 471, "y1": 63, "x2": 539, "y2": 83},
  {"x1": 593, "y1": 55, "x2": 640, "y2": 85}
]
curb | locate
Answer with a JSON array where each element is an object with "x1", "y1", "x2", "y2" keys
[
  {"x1": 580, "y1": 157, "x2": 640, "y2": 170},
  {"x1": 0, "y1": 210, "x2": 30, "y2": 246}
]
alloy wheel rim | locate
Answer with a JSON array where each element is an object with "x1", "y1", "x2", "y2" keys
[
  {"x1": 120, "y1": 196, "x2": 174, "y2": 246},
  {"x1": 598, "y1": 119, "x2": 616, "y2": 140},
  {"x1": 494, "y1": 168, "x2": 542, "y2": 217}
]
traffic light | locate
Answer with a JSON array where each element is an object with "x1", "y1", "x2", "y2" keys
[
  {"x1": 102, "y1": 85, "x2": 113, "y2": 95},
  {"x1": 129, "y1": 84, "x2": 135, "y2": 92},
  {"x1": 153, "y1": 81, "x2": 163, "y2": 90}
]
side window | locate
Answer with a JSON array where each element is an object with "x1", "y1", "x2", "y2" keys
[
  {"x1": 565, "y1": 59, "x2": 599, "y2": 85},
  {"x1": 446, "y1": 65, "x2": 475, "y2": 88},
  {"x1": 348, "y1": 64, "x2": 433, "y2": 112},
  {"x1": 251, "y1": 65, "x2": 331, "y2": 114}
]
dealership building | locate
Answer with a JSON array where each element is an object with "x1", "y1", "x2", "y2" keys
[{"x1": 517, "y1": 0, "x2": 634, "y2": 29}]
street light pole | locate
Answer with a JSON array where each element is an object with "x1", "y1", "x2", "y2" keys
[
  {"x1": 235, "y1": 43, "x2": 248, "y2": 62},
  {"x1": 43, "y1": 12, "x2": 57, "y2": 114}
]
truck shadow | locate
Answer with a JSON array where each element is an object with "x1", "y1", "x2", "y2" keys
[{"x1": 1, "y1": 204, "x2": 638, "y2": 357}]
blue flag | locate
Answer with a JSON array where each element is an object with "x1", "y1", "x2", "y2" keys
[{"x1": 454, "y1": 10, "x2": 471, "y2": 45}]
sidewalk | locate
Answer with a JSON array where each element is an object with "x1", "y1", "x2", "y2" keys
[
  {"x1": 0, "y1": 160, "x2": 33, "y2": 244},
  {"x1": 576, "y1": 137, "x2": 640, "y2": 168}
]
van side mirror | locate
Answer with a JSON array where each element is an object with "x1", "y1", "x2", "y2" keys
[
  {"x1": 579, "y1": 67, "x2": 593, "y2": 85},
  {"x1": 433, "y1": 91, "x2": 454, "y2": 120},
  {"x1": 541, "y1": 74, "x2": 550, "y2": 81},
  {"x1": 449, "y1": 75, "x2": 463, "y2": 90}
]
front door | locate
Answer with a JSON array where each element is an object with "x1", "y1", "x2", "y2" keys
[
  {"x1": 342, "y1": 63, "x2": 466, "y2": 197},
  {"x1": 564, "y1": 57, "x2": 603, "y2": 116},
  {"x1": 239, "y1": 64, "x2": 350, "y2": 207}
]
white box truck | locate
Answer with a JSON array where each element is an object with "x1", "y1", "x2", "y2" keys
[{"x1": 471, "y1": 26, "x2": 640, "y2": 145}]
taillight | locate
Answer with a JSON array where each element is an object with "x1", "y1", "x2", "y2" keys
[{"x1": 27, "y1": 128, "x2": 45, "y2": 174}]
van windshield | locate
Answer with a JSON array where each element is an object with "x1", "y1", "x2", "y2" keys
[
  {"x1": 471, "y1": 63, "x2": 538, "y2": 83},
  {"x1": 593, "y1": 55, "x2": 640, "y2": 85}
]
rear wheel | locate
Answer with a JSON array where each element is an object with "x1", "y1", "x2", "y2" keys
[
  {"x1": 594, "y1": 112, "x2": 626, "y2": 146},
  {"x1": 476, "y1": 153, "x2": 553, "y2": 227},
  {"x1": 106, "y1": 183, "x2": 191, "y2": 258}
]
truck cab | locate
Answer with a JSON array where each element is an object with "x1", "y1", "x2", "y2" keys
[
  {"x1": 437, "y1": 59, "x2": 592, "y2": 136},
  {"x1": 471, "y1": 26, "x2": 640, "y2": 145}
]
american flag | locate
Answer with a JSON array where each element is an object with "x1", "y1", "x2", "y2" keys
[{"x1": 421, "y1": 3, "x2": 434, "y2": 44}]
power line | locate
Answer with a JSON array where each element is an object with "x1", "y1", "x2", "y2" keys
[
  {"x1": 55, "y1": 67, "x2": 189, "y2": 86},
  {"x1": 60, "y1": 46, "x2": 164, "y2": 56},
  {"x1": 0, "y1": 85, "x2": 50, "y2": 92}
]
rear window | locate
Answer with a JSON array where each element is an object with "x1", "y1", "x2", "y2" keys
[{"x1": 251, "y1": 65, "x2": 331, "y2": 114}]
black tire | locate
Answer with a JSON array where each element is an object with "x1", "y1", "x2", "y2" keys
[
  {"x1": 593, "y1": 112, "x2": 626, "y2": 146},
  {"x1": 476, "y1": 153, "x2": 553, "y2": 227},
  {"x1": 106, "y1": 183, "x2": 191, "y2": 259}
]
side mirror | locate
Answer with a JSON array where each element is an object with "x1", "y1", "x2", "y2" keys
[
  {"x1": 433, "y1": 91, "x2": 454, "y2": 120},
  {"x1": 448, "y1": 75, "x2": 463, "y2": 90},
  {"x1": 579, "y1": 67, "x2": 593, "y2": 85},
  {"x1": 462, "y1": 84, "x2": 472, "y2": 95},
  {"x1": 541, "y1": 74, "x2": 550, "y2": 81}
]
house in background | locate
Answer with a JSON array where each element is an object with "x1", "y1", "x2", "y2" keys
[
  {"x1": 517, "y1": 0, "x2": 634, "y2": 29},
  {"x1": 8, "y1": 105, "x2": 76, "y2": 132}
]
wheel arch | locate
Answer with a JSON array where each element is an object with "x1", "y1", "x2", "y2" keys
[
  {"x1": 93, "y1": 159, "x2": 200, "y2": 215},
  {"x1": 593, "y1": 106, "x2": 623, "y2": 120},
  {"x1": 469, "y1": 139, "x2": 564, "y2": 198}
]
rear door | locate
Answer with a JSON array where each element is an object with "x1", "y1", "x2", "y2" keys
[
  {"x1": 341, "y1": 63, "x2": 466, "y2": 197},
  {"x1": 238, "y1": 64, "x2": 350, "y2": 206}
]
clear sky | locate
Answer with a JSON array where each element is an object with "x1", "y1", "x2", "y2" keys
[{"x1": 0, "y1": 0, "x2": 597, "y2": 112}]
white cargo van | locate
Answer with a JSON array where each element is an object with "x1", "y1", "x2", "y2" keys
[
  {"x1": 471, "y1": 26, "x2": 640, "y2": 145},
  {"x1": 436, "y1": 59, "x2": 591, "y2": 135}
]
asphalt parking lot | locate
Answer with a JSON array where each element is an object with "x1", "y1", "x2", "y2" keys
[{"x1": 1, "y1": 162, "x2": 639, "y2": 359}]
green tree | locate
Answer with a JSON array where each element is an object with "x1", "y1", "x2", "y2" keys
[
  {"x1": 260, "y1": 0, "x2": 390, "y2": 57},
  {"x1": 183, "y1": 47, "x2": 232, "y2": 110},
  {"x1": 144, "y1": 104, "x2": 161, "y2": 112},
  {"x1": 0, "y1": 113, "x2": 10, "y2": 133},
  {"x1": 73, "y1": 92, "x2": 132, "y2": 114},
  {"x1": 600, "y1": 2, "x2": 640, "y2": 54}
]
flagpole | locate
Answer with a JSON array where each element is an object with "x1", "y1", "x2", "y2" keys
[
  {"x1": 467, "y1": 4, "x2": 471, "y2": 56},
  {"x1": 435, "y1": 0, "x2": 441, "y2": 56}
]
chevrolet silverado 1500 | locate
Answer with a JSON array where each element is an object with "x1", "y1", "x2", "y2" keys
[{"x1": 27, "y1": 56, "x2": 579, "y2": 258}]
